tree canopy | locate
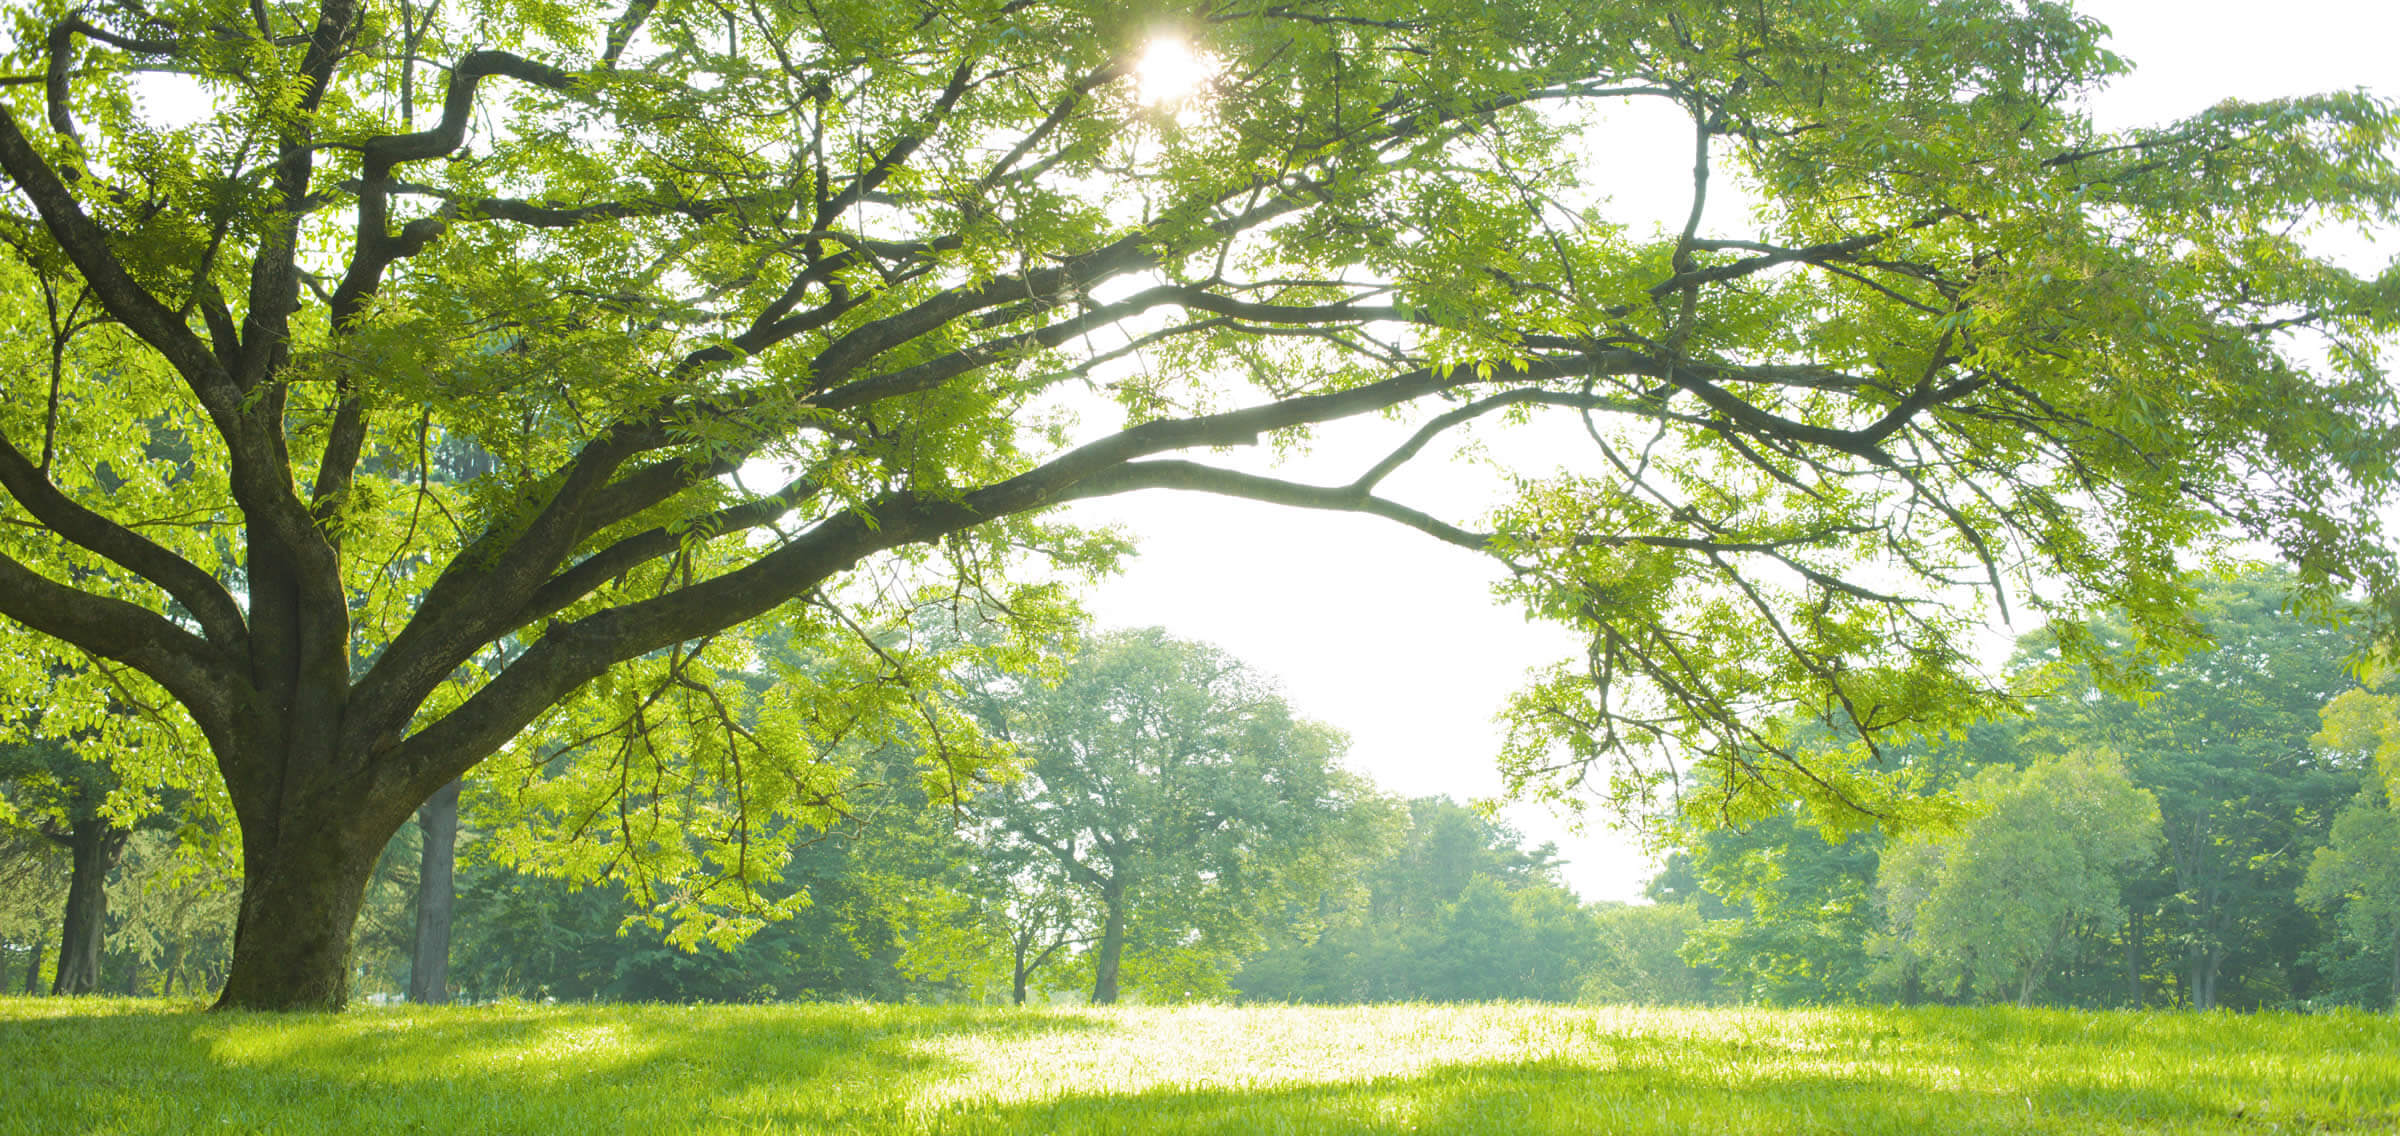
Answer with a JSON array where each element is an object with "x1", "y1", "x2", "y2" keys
[
  {"x1": 0, "y1": 0, "x2": 2395, "y2": 1008},
  {"x1": 953, "y1": 627, "x2": 1369, "y2": 1005}
]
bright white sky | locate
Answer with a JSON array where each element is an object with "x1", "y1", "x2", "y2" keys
[{"x1": 1064, "y1": 0, "x2": 2400, "y2": 903}]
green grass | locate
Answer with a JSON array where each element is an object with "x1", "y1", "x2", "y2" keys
[{"x1": 1, "y1": 997, "x2": 2393, "y2": 1133}]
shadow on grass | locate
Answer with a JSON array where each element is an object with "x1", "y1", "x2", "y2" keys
[
  {"x1": 1, "y1": 1000, "x2": 2394, "y2": 1134},
  {"x1": 0, "y1": 998, "x2": 1103, "y2": 1133}
]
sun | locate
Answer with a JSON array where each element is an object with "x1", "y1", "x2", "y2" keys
[{"x1": 1135, "y1": 35, "x2": 1213, "y2": 106}]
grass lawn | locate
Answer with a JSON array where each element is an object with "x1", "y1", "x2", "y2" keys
[{"x1": 0, "y1": 996, "x2": 2393, "y2": 1133}]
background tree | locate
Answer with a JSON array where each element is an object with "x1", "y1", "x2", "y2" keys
[
  {"x1": 1236, "y1": 796, "x2": 1597, "y2": 1004},
  {"x1": 2013, "y1": 574, "x2": 2364, "y2": 1008},
  {"x1": 1879, "y1": 749, "x2": 2160, "y2": 1007},
  {"x1": 0, "y1": 712, "x2": 201, "y2": 995},
  {"x1": 1580, "y1": 901, "x2": 1719, "y2": 1006},
  {"x1": 972, "y1": 628, "x2": 1365, "y2": 1004},
  {"x1": 1675, "y1": 806, "x2": 1882, "y2": 1005},
  {"x1": 2300, "y1": 670, "x2": 2400, "y2": 1008},
  {"x1": 883, "y1": 821, "x2": 1090, "y2": 1005},
  {"x1": 407, "y1": 779, "x2": 462, "y2": 1004},
  {"x1": 2297, "y1": 794, "x2": 2400, "y2": 1010},
  {"x1": 0, "y1": 0, "x2": 2394, "y2": 1009},
  {"x1": 0, "y1": 813, "x2": 66, "y2": 992},
  {"x1": 0, "y1": 740, "x2": 126, "y2": 994}
]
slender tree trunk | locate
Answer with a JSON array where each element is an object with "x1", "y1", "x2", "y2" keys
[
  {"x1": 51, "y1": 821, "x2": 127, "y2": 995},
  {"x1": 211, "y1": 810, "x2": 399, "y2": 1012},
  {"x1": 2123, "y1": 910, "x2": 2141, "y2": 1009},
  {"x1": 1010, "y1": 928, "x2": 1032, "y2": 1006},
  {"x1": 163, "y1": 940, "x2": 184, "y2": 998},
  {"x1": 2197, "y1": 943, "x2": 2222, "y2": 1011},
  {"x1": 122, "y1": 953, "x2": 141, "y2": 996},
  {"x1": 409, "y1": 779, "x2": 462, "y2": 1005},
  {"x1": 1091, "y1": 882, "x2": 1126, "y2": 1006},
  {"x1": 22, "y1": 935, "x2": 43, "y2": 995}
]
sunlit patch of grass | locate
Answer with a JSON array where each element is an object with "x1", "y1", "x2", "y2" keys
[{"x1": 2, "y1": 996, "x2": 2393, "y2": 1133}]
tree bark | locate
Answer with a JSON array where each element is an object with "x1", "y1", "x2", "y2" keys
[
  {"x1": 51, "y1": 820, "x2": 126, "y2": 995},
  {"x1": 210, "y1": 809, "x2": 400, "y2": 1012},
  {"x1": 122, "y1": 952, "x2": 140, "y2": 995},
  {"x1": 409, "y1": 778, "x2": 462, "y2": 1005},
  {"x1": 1091, "y1": 881, "x2": 1125, "y2": 1006},
  {"x1": 22, "y1": 935, "x2": 42, "y2": 995}
]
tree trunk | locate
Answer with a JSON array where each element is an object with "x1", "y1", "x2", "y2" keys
[
  {"x1": 122, "y1": 953, "x2": 141, "y2": 996},
  {"x1": 2123, "y1": 910, "x2": 2141, "y2": 1009},
  {"x1": 1011, "y1": 930, "x2": 1032, "y2": 1006},
  {"x1": 409, "y1": 779, "x2": 462, "y2": 1005},
  {"x1": 51, "y1": 821, "x2": 127, "y2": 995},
  {"x1": 163, "y1": 940, "x2": 184, "y2": 998},
  {"x1": 211, "y1": 813, "x2": 397, "y2": 1012},
  {"x1": 22, "y1": 936, "x2": 42, "y2": 995},
  {"x1": 2197, "y1": 943, "x2": 2222, "y2": 1011},
  {"x1": 1091, "y1": 882, "x2": 1126, "y2": 1006}
]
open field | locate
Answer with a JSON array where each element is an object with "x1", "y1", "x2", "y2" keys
[{"x1": 1, "y1": 997, "x2": 2393, "y2": 1134}]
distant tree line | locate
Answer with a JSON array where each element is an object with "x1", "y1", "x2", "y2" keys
[
  {"x1": 1654, "y1": 571, "x2": 2399, "y2": 1012},
  {"x1": 0, "y1": 625, "x2": 1697, "y2": 1005},
  {"x1": 4, "y1": 571, "x2": 2391, "y2": 1011}
]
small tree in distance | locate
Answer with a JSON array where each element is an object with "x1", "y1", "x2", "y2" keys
[
  {"x1": 967, "y1": 627, "x2": 1370, "y2": 1005},
  {"x1": 1879, "y1": 749, "x2": 2161, "y2": 1007},
  {"x1": 0, "y1": 0, "x2": 2394, "y2": 1008}
]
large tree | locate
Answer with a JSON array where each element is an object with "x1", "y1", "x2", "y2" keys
[{"x1": 0, "y1": 0, "x2": 2394, "y2": 1009}]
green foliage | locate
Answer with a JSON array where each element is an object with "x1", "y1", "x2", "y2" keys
[
  {"x1": 440, "y1": 829, "x2": 909, "y2": 1004},
  {"x1": 1878, "y1": 750, "x2": 2161, "y2": 1007},
  {"x1": 0, "y1": 818, "x2": 63, "y2": 989},
  {"x1": 1236, "y1": 797, "x2": 1604, "y2": 1004},
  {"x1": 1666, "y1": 570, "x2": 2375, "y2": 1010},
  {"x1": 1579, "y1": 901, "x2": 1718, "y2": 1006},
  {"x1": 1677, "y1": 807, "x2": 1882, "y2": 1006},
  {"x1": 2015, "y1": 573, "x2": 2368, "y2": 1009},
  {"x1": 933, "y1": 628, "x2": 1375, "y2": 1004},
  {"x1": 100, "y1": 830, "x2": 240, "y2": 997},
  {"x1": 5, "y1": 997, "x2": 2399, "y2": 1133},
  {"x1": 2314, "y1": 671, "x2": 2400, "y2": 801},
  {"x1": 4, "y1": 0, "x2": 2399, "y2": 1008},
  {"x1": 2296, "y1": 793, "x2": 2400, "y2": 1009}
]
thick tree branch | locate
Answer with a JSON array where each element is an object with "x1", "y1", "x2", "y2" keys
[
  {"x1": 315, "y1": 49, "x2": 580, "y2": 516},
  {"x1": 0, "y1": 106, "x2": 235, "y2": 409},
  {"x1": 0, "y1": 553, "x2": 245, "y2": 740},
  {"x1": 0, "y1": 432, "x2": 246, "y2": 649}
]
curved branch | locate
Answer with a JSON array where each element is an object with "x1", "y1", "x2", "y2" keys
[
  {"x1": 315, "y1": 49, "x2": 579, "y2": 516},
  {"x1": 1060, "y1": 460, "x2": 1495, "y2": 551},
  {"x1": 0, "y1": 552, "x2": 245, "y2": 741},
  {"x1": 0, "y1": 106, "x2": 235, "y2": 409},
  {"x1": 0, "y1": 432, "x2": 246, "y2": 649}
]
